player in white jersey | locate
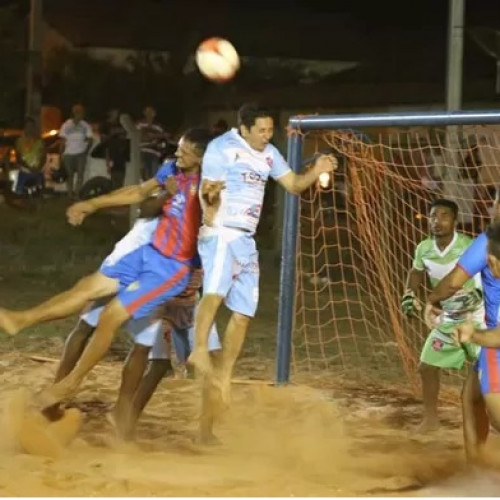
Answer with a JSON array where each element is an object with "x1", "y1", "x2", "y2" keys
[
  {"x1": 190, "y1": 102, "x2": 337, "y2": 402},
  {"x1": 402, "y1": 199, "x2": 483, "y2": 432}
]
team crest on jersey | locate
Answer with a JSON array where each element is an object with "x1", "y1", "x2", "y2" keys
[
  {"x1": 432, "y1": 338, "x2": 443, "y2": 351},
  {"x1": 265, "y1": 156, "x2": 273, "y2": 167}
]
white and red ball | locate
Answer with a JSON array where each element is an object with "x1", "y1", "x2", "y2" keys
[{"x1": 195, "y1": 37, "x2": 240, "y2": 82}]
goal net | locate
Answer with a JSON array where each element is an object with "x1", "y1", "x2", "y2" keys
[{"x1": 292, "y1": 125, "x2": 500, "y2": 392}]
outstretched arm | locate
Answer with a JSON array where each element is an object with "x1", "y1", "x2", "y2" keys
[
  {"x1": 277, "y1": 155, "x2": 337, "y2": 195},
  {"x1": 67, "y1": 178, "x2": 160, "y2": 225}
]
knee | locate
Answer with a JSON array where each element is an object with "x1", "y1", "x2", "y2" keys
[
  {"x1": 232, "y1": 312, "x2": 251, "y2": 329},
  {"x1": 418, "y1": 362, "x2": 437, "y2": 376},
  {"x1": 199, "y1": 294, "x2": 223, "y2": 311},
  {"x1": 123, "y1": 344, "x2": 150, "y2": 373}
]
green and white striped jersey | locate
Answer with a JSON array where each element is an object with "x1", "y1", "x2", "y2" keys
[{"x1": 412, "y1": 232, "x2": 483, "y2": 325}]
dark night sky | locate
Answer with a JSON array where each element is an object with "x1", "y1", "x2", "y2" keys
[{"x1": 5, "y1": 0, "x2": 500, "y2": 107}]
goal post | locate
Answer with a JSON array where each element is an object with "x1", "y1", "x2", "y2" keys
[{"x1": 276, "y1": 109, "x2": 500, "y2": 387}]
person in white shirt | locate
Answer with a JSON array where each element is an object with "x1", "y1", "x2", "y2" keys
[
  {"x1": 59, "y1": 104, "x2": 93, "y2": 199},
  {"x1": 136, "y1": 106, "x2": 165, "y2": 180}
]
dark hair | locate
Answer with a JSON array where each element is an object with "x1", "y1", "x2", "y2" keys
[
  {"x1": 182, "y1": 127, "x2": 213, "y2": 155},
  {"x1": 430, "y1": 198, "x2": 459, "y2": 218},
  {"x1": 237, "y1": 102, "x2": 272, "y2": 130},
  {"x1": 486, "y1": 221, "x2": 500, "y2": 259}
]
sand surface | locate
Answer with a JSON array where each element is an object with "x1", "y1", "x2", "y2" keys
[{"x1": 0, "y1": 352, "x2": 499, "y2": 497}]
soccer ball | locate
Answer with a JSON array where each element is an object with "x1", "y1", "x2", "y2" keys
[{"x1": 195, "y1": 37, "x2": 240, "y2": 82}]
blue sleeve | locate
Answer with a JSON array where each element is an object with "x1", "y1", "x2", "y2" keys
[
  {"x1": 458, "y1": 233, "x2": 488, "y2": 277},
  {"x1": 155, "y1": 160, "x2": 176, "y2": 184},
  {"x1": 270, "y1": 147, "x2": 291, "y2": 180},
  {"x1": 201, "y1": 139, "x2": 225, "y2": 181}
]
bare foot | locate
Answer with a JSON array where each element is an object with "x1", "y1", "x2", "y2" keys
[
  {"x1": 196, "y1": 430, "x2": 221, "y2": 447},
  {"x1": 188, "y1": 349, "x2": 213, "y2": 376},
  {"x1": 415, "y1": 417, "x2": 440, "y2": 434},
  {"x1": 0, "y1": 308, "x2": 21, "y2": 336}
]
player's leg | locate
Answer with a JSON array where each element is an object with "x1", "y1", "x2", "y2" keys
[
  {"x1": 218, "y1": 236, "x2": 259, "y2": 405},
  {"x1": 54, "y1": 304, "x2": 109, "y2": 382},
  {"x1": 38, "y1": 297, "x2": 131, "y2": 408},
  {"x1": 0, "y1": 272, "x2": 119, "y2": 336},
  {"x1": 112, "y1": 253, "x2": 191, "y2": 435},
  {"x1": 125, "y1": 327, "x2": 174, "y2": 439},
  {"x1": 113, "y1": 317, "x2": 163, "y2": 439},
  {"x1": 417, "y1": 362, "x2": 440, "y2": 432},
  {"x1": 196, "y1": 326, "x2": 223, "y2": 444},
  {"x1": 189, "y1": 231, "x2": 233, "y2": 374},
  {"x1": 478, "y1": 347, "x2": 500, "y2": 441},
  {"x1": 417, "y1": 330, "x2": 469, "y2": 432},
  {"x1": 462, "y1": 367, "x2": 489, "y2": 463}
]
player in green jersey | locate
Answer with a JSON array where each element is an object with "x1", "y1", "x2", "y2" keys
[{"x1": 402, "y1": 199, "x2": 483, "y2": 432}]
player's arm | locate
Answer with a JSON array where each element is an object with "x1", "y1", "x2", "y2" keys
[
  {"x1": 277, "y1": 155, "x2": 337, "y2": 195},
  {"x1": 200, "y1": 140, "x2": 226, "y2": 208},
  {"x1": 427, "y1": 266, "x2": 471, "y2": 305},
  {"x1": 402, "y1": 268, "x2": 425, "y2": 317},
  {"x1": 425, "y1": 234, "x2": 487, "y2": 327},
  {"x1": 67, "y1": 178, "x2": 160, "y2": 225},
  {"x1": 455, "y1": 321, "x2": 500, "y2": 348},
  {"x1": 138, "y1": 177, "x2": 178, "y2": 218},
  {"x1": 401, "y1": 242, "x2": 425, "y2": 317}
]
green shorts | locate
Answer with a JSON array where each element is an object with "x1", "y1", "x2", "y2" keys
[{"x1": 420, "y1": 325, "x2": 480, "y2": 370}]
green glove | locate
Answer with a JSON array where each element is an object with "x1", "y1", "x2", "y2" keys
[{"x1": 402, "y1": 290, "x2": 422, "y2": 317}]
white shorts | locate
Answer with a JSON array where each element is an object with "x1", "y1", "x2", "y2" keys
[
  {"x1": 149, "y1": 323, "x2": 221, "y2": 361},
  {"x1": 100, "y1": 217, "x2": 159, "y2": 268},
  {"x1": 81, "y1": 305, "x2": 162, "y2": 347},
  {"x1": 198, "y1": 226, "x2": 259, "y2": 317},
  {"x1": 81, "y1": 306, "x2": 221, "y2": 360}
]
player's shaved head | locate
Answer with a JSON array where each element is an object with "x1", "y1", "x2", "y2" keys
[{"x1": 430, "y1": 198, "x2": 458, "y2": 219}]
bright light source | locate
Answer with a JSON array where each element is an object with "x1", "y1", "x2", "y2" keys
[
  {"x1": 415, "y1": 213, "x2": 423, "y2": 220},
  {"x1": 319, "y1": 172, "x2": 330, "y2": 188}
]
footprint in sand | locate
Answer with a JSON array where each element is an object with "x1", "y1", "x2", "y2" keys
[{"x1": 2, "y1": 388, "x2": 82, "y2": 458}]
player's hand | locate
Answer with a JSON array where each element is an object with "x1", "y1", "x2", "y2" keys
[
  {"x1": 202, "y1": 180, "x2": 226, "y2": 205},
  {"x1": 401, "y1": 290, "x2": 422, "y2": 318},
  {"x1": 424, "y1": 302, "x2": 442, "y2": 329},
  {"x1": 313, "y1": 154, "x2": 338, "y2": 176},
  {"x1": 66, "y1": 201, "x2": 96, "y2": 226},
  {"x1": 452, "y1": 318, "x2": 475, "y2": 346},
  {"x1": 164, "y1": 176, "x2": 178, "y2": 197}
]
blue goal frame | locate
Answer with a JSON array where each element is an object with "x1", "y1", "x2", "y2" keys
[{"x1": 275, "y1": 109, "x2": 500, "y2": 385}]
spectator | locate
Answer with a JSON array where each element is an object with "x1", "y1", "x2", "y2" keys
[
  {"x1": 14, "y1": 117, "x2": 46, "y2": 194},
  {"x1": 59, "y1": 104, "x2": 93, "y2": 199},
  {"x1": 100, "y1": 109, "x2": 129, "y2": 189},
  {"x1": 136, "y1": 106, "x2": 164, "y2": 180}
]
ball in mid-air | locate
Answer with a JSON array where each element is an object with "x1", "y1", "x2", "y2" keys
[{"x1": 195, "y1": 37, "x2": 240, "y2": 82}]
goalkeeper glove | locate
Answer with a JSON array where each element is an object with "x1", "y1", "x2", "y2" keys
[{"x1": 401, "y1": 290, "x2": 422, "y2": 317}]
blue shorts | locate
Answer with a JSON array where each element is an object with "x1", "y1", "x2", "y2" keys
[
  {"x1": 99, "y1": 244, "x2": 190, "y2": 320},
  {"x1": 476, "y1": 347, "x2": 500, "y2": 394},
  {"x1": 198, "y1": 228, "x2": 259, "y2": 317}
]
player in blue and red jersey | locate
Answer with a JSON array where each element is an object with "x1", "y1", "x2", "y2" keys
[
  {"x1": 425, "y1": 186, "x2": 500, "y2": 462},
  {"x1": 0, "y1": 127, "x2": 212, "y2": 408}
]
